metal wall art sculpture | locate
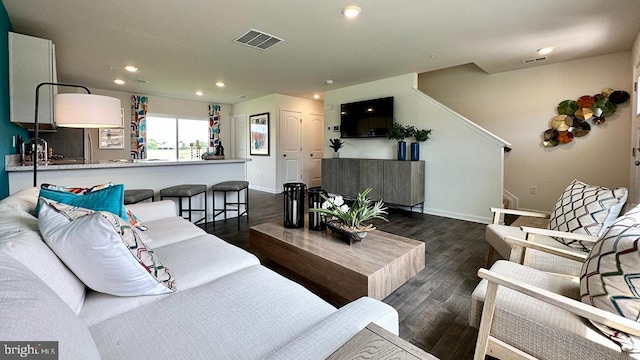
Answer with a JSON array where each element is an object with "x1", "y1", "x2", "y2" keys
[{"x1": 543, "y1": 88, "x2": 629, "y2": 147}]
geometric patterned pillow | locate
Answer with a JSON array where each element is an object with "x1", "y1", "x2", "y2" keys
[
  {"x1": 38, "y1": 199, "x2": 176, "y2": 296},
  {"x1": 548, "y1": 179, "x2": 627, "y2": 252},
  {"x1": 580, "y1": 205, "x2": 640, "y2": 352}
]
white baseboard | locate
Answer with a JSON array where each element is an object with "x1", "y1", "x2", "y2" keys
[
  {"x1": 248, "y1": 184, "x2": 279, "y2": 194},
  {"x1": 422, "y1": 207, "x2": 492, "y2": 225}
]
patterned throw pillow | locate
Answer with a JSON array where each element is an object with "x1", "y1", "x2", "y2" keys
[
  {"x1": 548, "y1": 179, "x2": 627, "y2": 251},
  {"x1": 38, "y1": 199, "x2": 175, "y2": 296},
  {"x1": 580, "y1": 205, "x2": 640, "y2": 352}
]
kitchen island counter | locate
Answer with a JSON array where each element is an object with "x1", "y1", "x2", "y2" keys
[{"x1": 6, "y1": 156, "x2": 250, "y2": 223}]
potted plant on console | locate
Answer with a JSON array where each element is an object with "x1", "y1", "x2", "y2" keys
[
  {"x1": 387, "y1": 123, "x2": 411, "y2": 160},
  {"x1": 329, "y1": 138, "x2": 344, "y2": 158},
  {"x1": 408, "y1": 126, "x2": 432, "y2": 161}
]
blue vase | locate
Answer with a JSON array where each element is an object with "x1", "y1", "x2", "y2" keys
[
  {"x1": 397, "y1": 141, "x2": 407, "y2": 161},
  {"x1": 410, "y1": 142, "x2": 419, "y2": 161}
]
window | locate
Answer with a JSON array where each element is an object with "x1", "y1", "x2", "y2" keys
[{"x1": 147, "y1": 115, "x2": 209, "y2": 160}]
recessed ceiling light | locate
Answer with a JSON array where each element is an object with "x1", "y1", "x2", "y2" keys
[
  {"x1": 124, "y1": 65, "x2": 138, "y2": 72},
  {"x1": 195, "y1": 91, "x2": 204, "y2": 96},
  {"x1": 313, "y1": 94, "x2": 320, "y2": 99},
  {"x1": 537, "y1": 47, "x2": 555, "y2": 55},
  {"x1": 114, "y1": 79, "x2": 125, "y2": 85},
  {"x1": 216, "y1": 82, "x2": 225, "y2": 87},
  {"x1": 342, "y1": 5, "x2": 361, "y2": 18}
]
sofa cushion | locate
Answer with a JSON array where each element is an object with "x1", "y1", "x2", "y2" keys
[
  {"x1": 38, "y1": 200, "x2": 176, "y2": 296},
  {"x1": 36, "y1": 182, "x2": 127, "y2": 219},
  {"x1": 580, "y1": 205, "x2": 640, "y2": 352},
  {"x1": 80, "y1": 233, "x2": 260, "y2": 326},
  {"x1": 89, "y1": 265, "x2": 337, "y2": 360},
  {"x1": 548, "y1": 179, "x2": 627, "y2": 251},
  {"x1": 0, "y1": 187, "x2": 38, "y2": 213},
  {"x1": 0, "y1": 209, "x2": 86, "y2": 314},
  {"x1": 139, "y1": 216, "x2": 207, "y2": 247},
  {"x1": 0, "y1": 254, "x2": 101, "y2": 360}
]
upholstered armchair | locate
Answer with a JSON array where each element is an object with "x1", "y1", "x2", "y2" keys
[
  {"x1": 485, "y1": 179, "x2": 627, "y2": 276},
  {"x1": 471, "y1": 232, "x2": 640, "y2": 359},
  {"x1": 486, "y1": 207, "x2": 598, "y2": 276}
]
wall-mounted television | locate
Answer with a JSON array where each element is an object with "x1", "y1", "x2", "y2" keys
[{"x1": 340, "y1": 97, "x2": 393, "y2": 138}]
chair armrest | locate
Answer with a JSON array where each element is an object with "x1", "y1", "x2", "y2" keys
[
  {"x1": 489, "y1": 207, "x2": 550, "y2": 224},
  {"x1": 503, "y1": 236, "x2": 587, "y2": 263},
  {"x1": 477, "y1": 268, "x2": 640, "y2": 337},
  {"x1": 520, "y1": 226, "x2": 599, "y2": 244}
]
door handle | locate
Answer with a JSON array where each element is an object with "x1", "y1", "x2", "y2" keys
[
  {"x1": 310, "y1": 154, "x2": 313, "y2": 157},
  {"x1": 283, "y1": 154, "x2": 287, "y2": 157},
  {"x1": 636, "y1": 161, "x2": 640, "y2": 166}
]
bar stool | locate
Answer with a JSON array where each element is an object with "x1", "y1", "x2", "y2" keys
[
  {"x1": 160, "y1": 184, "x2": 207, "y2": 226},
  {"x1": 211, "y1": 181, "x2": 249, "y2": 229},
  {"x1": 123, "y1": 189, "x2": 155, "y2": 205}
]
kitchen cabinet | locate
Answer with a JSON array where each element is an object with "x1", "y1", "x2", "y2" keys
[{"x1": 9, "y1": 32, "x2": 57, "y2": 130}]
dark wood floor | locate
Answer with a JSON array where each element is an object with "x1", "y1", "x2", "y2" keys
[{"x1": 202, "y1": 189, "x2": 488, "y2": 360}]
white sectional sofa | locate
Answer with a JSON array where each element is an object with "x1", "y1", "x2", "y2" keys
[{"x1": 0, "y1": 188, "x2": 398, "y2": 360}]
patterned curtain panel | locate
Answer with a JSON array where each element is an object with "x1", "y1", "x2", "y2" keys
[
  {"x1": 131, "y1": 96, "x2": 148, "y2": 159},
  {"x1": 209, "y1": 104, "x2": 221, "y2": 149}
]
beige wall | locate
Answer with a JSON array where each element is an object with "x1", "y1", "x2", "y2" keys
[{"x1": 418, "y1": 52, "x2": 632, "y2": 211}]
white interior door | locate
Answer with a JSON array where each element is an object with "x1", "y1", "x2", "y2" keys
[
  {"x1": 305, "y1": 113, "x2": 324, "y2": 188},
  {"x1": 232, "y1": 114, "x2": 247, "y2": 159},
  {"x1": 281, "y1": 109, "x2": 303, "y2": 185}
]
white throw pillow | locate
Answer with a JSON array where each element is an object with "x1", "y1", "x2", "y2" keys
[
  {"x1": 580, "y1": 205, "x2": 640, "y2": 352},
  {"x1": 38, "y1": 199, "x2": 176, "y2": 296},
  {"x1": 548, "y1": 179, "x2": 627, "y2": 251}
]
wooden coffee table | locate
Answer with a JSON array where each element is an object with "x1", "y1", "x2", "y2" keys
[{"x1": 249, "y1": 220, "x2": 425, "y2": 303}]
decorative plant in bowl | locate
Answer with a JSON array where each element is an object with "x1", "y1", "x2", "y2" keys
[
  {"x1": 329, "y1": 138, "x2": 345, "y2": 158},
  {"x1": 310, "y1": 188, "x2": 388, "y2": 244}
]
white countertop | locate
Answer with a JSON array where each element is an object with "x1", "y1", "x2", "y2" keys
[{"x1": 6, "y1": 158, "x2": 250, "y2": 172}]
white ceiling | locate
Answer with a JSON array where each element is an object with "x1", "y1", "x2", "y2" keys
[{"x1": 3, "y1": 0, "x2": 640, "y2": 104}]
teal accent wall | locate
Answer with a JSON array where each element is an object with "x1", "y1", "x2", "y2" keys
[{"x1": 0, "y1": 4, "x2": 26, "y2": 199}]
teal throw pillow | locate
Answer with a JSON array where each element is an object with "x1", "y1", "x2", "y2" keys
[{"x1": 35, "y1": 183, "x2": 127, "y2": 219}]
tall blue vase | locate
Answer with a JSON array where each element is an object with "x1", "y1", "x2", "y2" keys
[
  {"x1": 410, "y1": 142, "x2": 419, "y2": 161},
  {"x1": 397, "y1": 141, "x2": 407, "y2": 161}
]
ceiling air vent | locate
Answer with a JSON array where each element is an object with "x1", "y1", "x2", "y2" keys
[
  {"x1": 521, "y1": 56, "x2": 547, "y2": 64},
  {"x1": 234, "y1": 29, "x2": 283, "y2": 50}
]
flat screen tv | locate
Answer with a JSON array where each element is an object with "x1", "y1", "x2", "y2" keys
[{"x1": 340, "y1": 97, "x2": 393, "y2": 138}]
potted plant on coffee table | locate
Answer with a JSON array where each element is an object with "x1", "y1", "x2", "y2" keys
[{"x1": 309, "y1": 188, "x2": 388, "y2": 244}]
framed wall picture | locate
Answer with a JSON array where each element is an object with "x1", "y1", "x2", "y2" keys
[
  {"x1": 99, "y1": 128, "x2": 125, "y2": 149},
  {"x1": 250, "y1": 112, "x2": 270, "y2": 156}
]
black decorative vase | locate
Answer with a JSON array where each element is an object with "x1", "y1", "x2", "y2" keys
[
  {"x1": 307, "y1": 187, "x2": 327, "y2": 231},
  {"x1": 410, "y1": 142, "x2": 419, "y2": 161},
  {"x1": 397, "y1": 141, "x2": 407, "y2": 161},
  {"x1": 283, "y1": 182, "x2": 306, "y2": 228}
]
